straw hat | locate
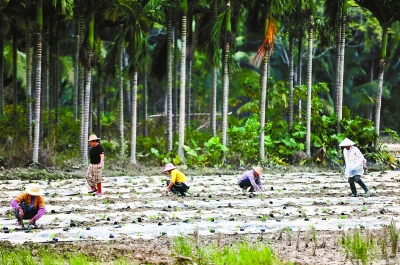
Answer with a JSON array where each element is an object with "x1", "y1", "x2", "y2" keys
[
  {"x1": 25, "y1": 184, "x2": 44, "y2": 196},
  {"x1": 162, "y1": 163, "x2": 177, "y2": 173},
  {"x1": 339, "y1": 138, "x2": 355, "y2": 147},
  {"x1": 88, "y1": 134, "x2": 101, "y2": 142},
  {"x1": 252, "y1": 166, "x2": 263, "y2": 175}
]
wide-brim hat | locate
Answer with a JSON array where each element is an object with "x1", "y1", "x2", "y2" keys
[
  {"x1": 25, "y1": 184, "x2": 44, "y2": 196},
  {"x1": 88, "y1": 134, "x2": 101, "y2": 142},
  {"x1": 162, "y1": 163, "x2": 177, "y2": 173},
  {"x1": 252, "y1": 166, "x2": 263, "y2": 175},
  {"x1": 339, "y1": 138, "x2": 355, "y2": 147}
]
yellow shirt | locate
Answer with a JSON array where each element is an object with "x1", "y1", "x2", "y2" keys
[{"x1": 170, "y1": 169, "x2": 187, "y2": 183}]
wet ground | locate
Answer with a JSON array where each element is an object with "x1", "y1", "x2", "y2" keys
[{"x1": 0, "y1": 168, "x2": 400, "y2": 264}]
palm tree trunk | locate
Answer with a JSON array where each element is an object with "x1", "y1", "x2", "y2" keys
[
  {"x1": 306, "y1": 15, "x2": 313, "y2": 156},
  {"x1": 73, "y1": 13, "x2": 82, "y2": 121},
  {"x1": 83, "y1": 63, "x2": 92, "y2": 165},
  {"x1": 0, "y1": 37, "x2": 3, "y2": 116},
  {"x1": 288, "y1": 35, "x2": 294, "y2": 131},
  {"x1": 178, "y1": 10, "x2": 187, "y2": 161},
  {"x1": 186, "y1": 60, "x2": 192, "y2": 127},
  {"x1": 40, "y1": 32, "x2": 48, "y2": 143},
  {"x1": 12, "y1": 32, "x2": 17, "y2": 116},
  {"x1": 374, "y1": 26, "x2": 388, "y2": 147},
  {"x1": 130, "y1": 71, "x2": 138, "y2": 164},
  {"x1": 33, "y1": 32, "x2": 43, "y2": 163},
  {"x1": 336, "y1": 16, "x2": 346, "y2": 134},
  {"x1": 297, "y1": 38, "x2": 303, "y2": 121},
  {"x1": 143, "y1": 64, "x2": 148, "y2": 137},
  {"x1": 54, "y1": 30, "x2": 60, "y2": 125},
  {"x1": 118, "y1": 37, "x2": 125, "y2": 157},
  {"x1": 26, "y1": 20, "x2": 33, "y2": 145},
  {"x1": 167, "y1": 16, "x2": 173, "y2": 151},
  {"x1": 79, "y1": 13, "x2": 85, "y2": 157},
  {"x1": 259, "y1": 50, "x2": 269, "y2": 160},
  {"x1": 210, "y1": 0, "x2": 218, "y2": 137},
  {"x1": 33, "y1": 0, "x2": 43, "y2": 163},
  {"x1": 222, "y1": 40, "x2": 230, "y2": 148}
]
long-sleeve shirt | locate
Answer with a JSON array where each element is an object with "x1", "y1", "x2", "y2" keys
[
  {"x1": 343, "y1": 146, "x2": 366, "y2": 177},
  {"x1": 237, "y1": 170, "x2": 264, "y2": 192},
  {"x1": 10, "y1": 193, "x2": 46, "y2": 221}
]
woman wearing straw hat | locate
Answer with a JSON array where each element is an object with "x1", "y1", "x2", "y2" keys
[
  {"x1": 339, "y1": 137, "x2": 369, "y2": 197},
  {"x1": 10, "y1": 184, "x2": 46, "y2": 227},
  {"x1": 162, "y1": 163, "x2": 190, "y2": 196},
  {"x1": 86, "y1": 134, "x2": 105, "y2": 195},
  {"x1": 237, "y1": 166, "x2": 264, "y2": 192}
]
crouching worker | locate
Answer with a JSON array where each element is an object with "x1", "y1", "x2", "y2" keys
[
  {"x1": 162, "y1": 163, "x2": 190, "y2": 196},
  {"x1": 238, "y1": 166, "x2": 264, "y2": 192},
  {"x1": 10, "y1": 184, "x2": 46, "y2": 227}
]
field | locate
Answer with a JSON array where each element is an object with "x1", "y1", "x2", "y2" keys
[{"x1": 0, "y1": 166, "x2": 400, "y2": 264}]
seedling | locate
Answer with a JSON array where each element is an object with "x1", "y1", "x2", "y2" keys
[
  {"x1": 98, "y1": 214, "x2": 107, "y2": 220},
  {"x1": 136, "y1": 232, "x2": 141, "y2": 236},
  {"x1": 338, "y1": 228, "x2": 376, "y2": 264},
  {"x1": 361, "y1": 206, "x2": 367, "y2": 211},
  {"x1": 149, "y1": 214, "x2": 157, "y2": 219},
  {"x1": 285, "y1": 226, "x2": 292, "y2": 246},
  {"x1": 261, "y1": 215, "x2": 267, "y2": 222},
  {"x1": 388, "y1": 218, "x2": 399, "y2": 255},
  {"x1": 49, "y1": 233, "x2": 56, "y2": 240},
  {"x1": 321, "y1": 208, "x2": 327, "y2": 213},
  {"x1": 340, "y1": 215, "x2": 346, "y2": 219},
  {"x1": 7, "y1": 213, "x2": 13, "y2": 220},
  {"x1": 103, "y1": 199, "x2": 109, "y2": 205}
]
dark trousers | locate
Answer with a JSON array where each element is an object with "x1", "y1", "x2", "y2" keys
[
  {"x1": 167, "y1": 180, "x2": 190, "y2": 196},
  {"x1": 14, "y1": 202, "x2": 38, "y2": 222},
  {"x1": 348, "y1": 175, "x2": 368, "y2": 195},
  {"x1": 239, "y1": 179, "x2": 255, "y2": 192}
]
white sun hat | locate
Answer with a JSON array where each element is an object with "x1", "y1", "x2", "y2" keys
[
  {"x1": 25, "y1": 184, "x2": 44, "y2": 196},
  {"x1": 88, "y1": 134, "x2": 101, "y2": 142},
  {"x1": 339, "y1": 138, "x2": 355, "y2": 147},
  {"x1": 252, "y1": 166, "x2": 263, "y2": 175},
  {"x1": 162, "y1": 163, "x2": 177, "y2": 173}
]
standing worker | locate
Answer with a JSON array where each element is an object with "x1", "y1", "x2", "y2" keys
[
  {"x1": 339, "y1": 138, "x2": 369, "y2": 197},
  {"x1": 237, "y1": 166, "x2": 264, "y2": 192},
  {"x1": 86, "y1": 134, "x2": 105, "y2": 196}
]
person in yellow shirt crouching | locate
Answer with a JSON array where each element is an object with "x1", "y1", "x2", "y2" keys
[{"x1": 162, "y1": 163, "x2": 190, "y2": 197}]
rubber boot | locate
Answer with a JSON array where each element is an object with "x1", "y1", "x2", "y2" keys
[
  {"x1": 356, "y1": 179, "x2": 369, "y2": 195},
  {"x1": 88, "y1": 186, "x2": 97, "y2": 193},
  {"x1": 97, "y1": 183, "x2": 102, "y2": 195},
  {"x1": 349, "y1": 183, "x2": 357, "y2": 196}
]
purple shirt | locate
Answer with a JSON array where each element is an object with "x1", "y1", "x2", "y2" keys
[{"x1": 238, "y1": 170, "x2": 264, "y2": 191}]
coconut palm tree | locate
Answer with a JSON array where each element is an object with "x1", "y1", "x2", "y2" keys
[
  {"x1": 109, "y1": 0, "x2": 160, "y2": 164},
  {"x1": 305, "y1": 14, "x2": 314, "y2": 156},
  {"x1": 354, "y1": 0, "x2": 400, "y2": 147},
  {"x1": 245, "y1": 0, "x2": 289, "y2": 160},
  {"x1": 177, "y1": 0, "x2": 187, "y2": 161},
  {"x1": 33, "y1": 0, "x2": 73, "y2": 163},
  {"x1": 324, "y1": 0, "x2": 350, "y2": 134}
]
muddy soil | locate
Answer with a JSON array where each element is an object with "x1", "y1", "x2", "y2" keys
[{"x1": 0, "y1": 165, "x2": 400, "y2": 265}]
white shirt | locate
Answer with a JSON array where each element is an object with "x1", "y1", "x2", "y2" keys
[{"x1": 343, "y1": 146, "x2": 365, "y2": 177}]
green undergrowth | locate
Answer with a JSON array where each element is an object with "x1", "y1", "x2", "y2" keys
[{"x1": 172, "y1": 235, "x2": 292, "y2": 265}]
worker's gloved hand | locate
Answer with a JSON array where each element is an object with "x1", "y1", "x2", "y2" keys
[
  {"x1": 18, "y1": 208, "x2": 24, "y2": 218},
  {"x1": 29, "y1": 218, "x2": 36, "y2": 225}
]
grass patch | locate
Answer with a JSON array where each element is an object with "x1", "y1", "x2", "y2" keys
[{"x1": 173, "y1": 235, "x2": 292, "y2": 264}]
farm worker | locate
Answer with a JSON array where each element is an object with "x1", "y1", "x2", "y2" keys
[
  {"x1": 10, "y1": 184, "x2": 46, "y2": 227},
  {"x1": 162, "y1": 163, "x2": 190, "y2": 196},
  {"x1": 86, "y1": 134, "x2": 105, "y2": 196},
  {"x1": 238, "y1": 166, "x2": 264, "y2": 192},
  {"x1": 339, "y1": 138, "x2": 369, "y2": 197}
]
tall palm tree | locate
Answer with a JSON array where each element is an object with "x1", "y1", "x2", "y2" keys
[
  {"x1": 110, "y1": 0, "x2": 159, "y2": 164},
  {"x1": 33, "y1": 0, "x2": 73, "y2": 163},
  {"x1": 305, "y1": 13, "x2": 315, "y2": 156},
  {"x1": 177, "y1": 0, "x2": 187, "y2": 161},
  {"x1": 324, "y1": 0, "x2": 349, "y2": 134},
  {"x1": 354, "y1": 0, "x2": 400, "y2": 147},
  {"x1": 246, "y1": 0, "x2": 288, "y2": 160}
]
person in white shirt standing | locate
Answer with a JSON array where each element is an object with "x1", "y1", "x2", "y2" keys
[{"x1": 339, "y1": 138, "x2": 369, "y2": 197}]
